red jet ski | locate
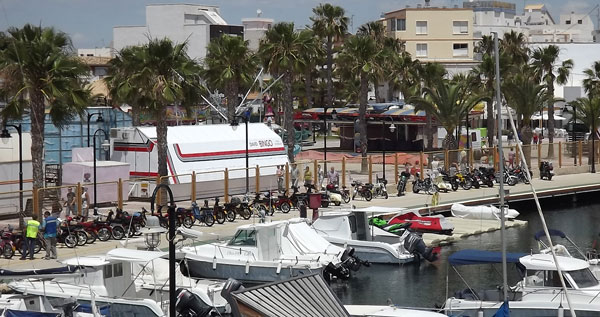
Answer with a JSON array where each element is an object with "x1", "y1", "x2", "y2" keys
[{"x1": 388, "y1": 210, "x2": 454, "y2": 235}]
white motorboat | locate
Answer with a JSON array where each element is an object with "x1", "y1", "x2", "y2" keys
[
  {"x1": 312, "y1": 211, "x2": 415, "y2": 264},
  {"x1": 8, "y1": 248, "x2": 228, "y2": 316},
  {"x1": 345, "y1": 305, "x2": 447, "y2": 316},
  {"x1": 443, "y1": 250, "x2": 600, "y2": 316},
  {"x1": 451, "y1": 203, "x2": 520, "y2": 220},
  {"x1": 181, "y1": 219, "x2": 363, "y2": 283}
]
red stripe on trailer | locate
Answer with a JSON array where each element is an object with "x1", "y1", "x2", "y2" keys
[{"x1": 174, "y1": 144, "x2": 285, "y2": 158}]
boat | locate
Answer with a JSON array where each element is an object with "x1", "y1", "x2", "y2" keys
[
  {"x1": 0, "y1": 293, "x2": 98, "y2": 316},
  {"x1": 450, "y1": 203, "x2": 520, "y2": 220},
  {"x1": 345, "y1": 305, "x2": 447, "y2": 316},
  {"x1": 180, "y1": 219, "x2": 364, "y2": 283},
  {"x1": 385, "y1": 209, "x2": 454, "y2": 235},
  {"x1": 443, "y1": 249, "x2": 600, "y2": 316},
  {"x1": 8, "y1": 248, "x2": 228, "y2": 316},
  {"x1": 312, "y1": 210, "x2": 438, "y2": 264}
]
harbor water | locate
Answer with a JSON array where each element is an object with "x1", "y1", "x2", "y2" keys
[{"x1": 333, "y1": 195, "x2": 600, "y2": 309}]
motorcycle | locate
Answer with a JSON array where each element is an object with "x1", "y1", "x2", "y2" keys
[
  {"x1": 224, "y1": 197, "x2": 252, "y2": 220},
  {"x1": 373, "y1": 176, "x2": 389, "y2": 199},
  {"x1": 503, "y1": 170, "x2": 518, "y2": 186},
  {"x1": 478, "y1": 167, "x2": 496, "y2": 187},
  {"x1": 191, "y1": 200, "x2": 215, "y2": 227},
  {"x1": 351, "y1": 181, "x2": 373, "y2": 201},
  {"x1": 454, "y1": 170, "x2": 472, "y2": 190},
  {"x1": 326, "y1": 183, "x2": 350, "y2": 203},
  {"x1": 539, "y1": 161, "x2": 554, "y2": 180},
  {"x1": 396, "y1": 171, "x2": 411, "y2": 196},
  {"x1": 0, "y1": 227, "x2": 15, "y2": 259},
  {"x1": 510, "y1": 165, "x2": 532, "y2": 184},
  {"x1": 436, "y1": 170, "x2": 456, "y2": 192},
  {"x1": 213, "y1": 197, "x2": 231, "y2": 223},
  {"x1": 412, "y1": 173, "x2": 438, "y2": 195}
]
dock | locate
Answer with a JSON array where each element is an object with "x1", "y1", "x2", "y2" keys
[{"x1": 423, "y1": 217, "x2": 528, "y2": 247}]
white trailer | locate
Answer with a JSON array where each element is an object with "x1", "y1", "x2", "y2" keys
[{"x1": 110, "y1": 124, "x2": 289, "y2": 201}]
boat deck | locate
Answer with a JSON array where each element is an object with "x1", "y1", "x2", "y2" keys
[{"x1": 423, "y1": 217, "x2": 528, "y2": 247}]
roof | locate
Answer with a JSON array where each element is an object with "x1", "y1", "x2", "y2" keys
[
  {"x1": 106, "y1": 248, "x2": 168, "y2": 263},
  {"x1": 519, "y1": 254, "x2": 589, "y2": 271},
  {"x1": 448, "y1": 249, "x2": 527, "y2": 266},
  {"x1": 78, "y1": 56, "x2": 111, "y2": 66},
  {"x1": 231, "y1": 273, "x2": 349, "y2": 317},
  {"x1": 384, "y1": 7, "x2": 472, "y2": 16},
  {"x1": 62, "y1": 255, "x2": 109, "y2": 267},
  {"x1": 534, "y1": 229, "x2": 566, "y2": 241},
  {"x1": 524, "y1": 4, "x2": 545, "y2": 10}
]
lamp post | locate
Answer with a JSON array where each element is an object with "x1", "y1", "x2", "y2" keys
[
  {"x1": 92, "y1": 128, "x2": 109, "y2": 215},
  {"x1": 593, "y1": 115, "x2": 596, "y2": 173},
  {"x1": 322, "y1": 108, "x2": 337, "y2": 172},
  {"x1": 466, "y1": 112, "x2": 470, "y2": 150},
  {"x1": 0, "y1": 124, "x2": 23, "y2": 228},
  {"x1": 231, "y1": 109, "x2": 251, "y2": 193},
  {"x1": 381, "y1": 119, "x2": 396, "y2": 181},
  {"x1": 87, "y1": 112, "x2": 104, "y2": 147}
]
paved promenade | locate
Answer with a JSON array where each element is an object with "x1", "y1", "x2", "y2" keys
[{"x1": 1, "y1": 172, "x2": 599, "y2": 271}]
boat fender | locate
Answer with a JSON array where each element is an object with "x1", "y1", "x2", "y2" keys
[
  {"x1": 276, "y1": 262, "x2": 282, "y2": 274},
  {"x1": 245, "y1": 261, "x2": 250, "y2": 274},
  {"x1": 212, "y1": 256, "x2": 217, "y2": 270},
  {"x1": 344, "y1": 242, "x2": 348, "y2": 249}
]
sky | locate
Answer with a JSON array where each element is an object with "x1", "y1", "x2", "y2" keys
[{"x1": 1, "y1": 0, "x2": 599, "y2": 49}]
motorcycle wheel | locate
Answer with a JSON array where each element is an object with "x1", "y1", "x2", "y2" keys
[
  {"x1": 487, "y1": 180, "x2": 494, "y2": 188},
  {"x1": 182, "y1": 215, "x2": 194, "y2": 228},
  {"x1": 240, "y1": 207, "x2": 252, "y2": 219},
  {"x1": 112, "y1": 226, "x2": 125, "y2": 240},
  {"x1": 97, "y1": 228, "x2": 111, "y2": 241},
  {"x1": 451, "y1": 182, "x2": 458, "y2": 191},
  {"x1": 412, "y1": 184, "x2": 420, "y2": 194},
  {"x1": 85, "y1": 230, "x2": 97, "y2": 244},
  {"x1": 33, "y1": 240, "x2": 43, "y2": 253},
  {"x1": 227, "y1": 211, "x2": 236, "y2": 222},
  {"x1": 335, "y1": 201, "x2": 341, "y2": 206},
  {"x1": 204, "y1": 214, "x2": 215, "y2": 227},
  {"x1": 364, "y1": 191, "x2": 372, "y2": 201},
  {"x1": 472, "y1": 181, "x2": 480, "y2": 189},
  {"x1": 64, "y1": 234, "x2": 77, "y2": 248},
  {"x1": 321, "y1": 201, "x2": 330, "y2": 208},
  {"x1": 383, "y1": 191, "x2": 388, "y2": 199},
  {"x1": 76, "y1": 231, "x2": 87, "y2": 246},
  {"x1": 462, "y1": 179, "x2": 472, "y2": 190},
  {"x1": 547, "y1": 174, "x2": 553, "y2": 181},
  {"x1": 508, "y1": 177, "x2": 517, "y2": 186},
  {"x1": 342, "y1": 193, "x2": 350, "y2": 204},
  {"x1": 215, "y1": 211, "x2": 226, "y2": 224},
  {"x1": 133, "y1": 223, "x2": 143, "y2": 236},
  {"x1": 3, "y1": 245, "x2": 14, "y2": 259},
  {"x1": 280, "y1": 202, "x2": 291, "y2": 214}
]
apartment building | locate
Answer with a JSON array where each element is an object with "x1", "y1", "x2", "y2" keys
[
  {"x1": 384, "y1": 7, "x2": 476, "y2": 69},
  {"x1": 463, "y1": 0, "x2": 529, "y2": 38}
]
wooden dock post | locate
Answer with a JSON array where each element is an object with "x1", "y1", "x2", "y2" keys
[
  {"x1": 224, "y1": 169, "x2": 229, "y2": 203},
  {"x1": 419, "y1": 152, "x2": 424, "y2": 180},
  {"x1": 368, "y1": 156, "x2": 373, "y2": 184},
  {"x1": 394, "y1": 153, "x2": 399, "y2": 184},
  {"x1": 341, "y1": 157, "x2": 346, "y2": 187},
  {"x1": 558, "y1": 142, "x2": 562, "y2": 168},
  {"x1": 191, "y1": 171, "x2": 196, "y2": 202},
  {"x1": 117, "y1": 178, "x2": 123, "y2": 210}
]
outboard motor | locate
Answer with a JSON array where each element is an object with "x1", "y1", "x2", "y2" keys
[
  {"x1": 403, "y1": 231, "x2": 438, "y2": 262},
  {"x1": 220, "y1": 278, "x2": 245, "y2": 317},
  {"x1": 175, "y1": 288, "x2": 213, "y2": 317},
  {"x1": 323, "y1": 248, "x2": 369, "y2": 283}
]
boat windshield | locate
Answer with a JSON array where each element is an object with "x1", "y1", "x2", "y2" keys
[
  {"x1": 567, "y1": 269, "x2": 599, "y2": 288},
  {"x1": 228, "y1": 229, "x2": 257, "y2": 246}
]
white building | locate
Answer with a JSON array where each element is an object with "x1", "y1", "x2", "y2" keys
[
  {"x1": 242, "y1": 14, "x2": 274, "y2": 51},
  {"x1": 463, "y1": 0, "x2": 529, "y2": 38},
  {"x1": 77, "y1": 48, "x2": 113, "y2": 58},
  {"x1": 113, "y1": 4, "x2": 243, "y2": 60}
]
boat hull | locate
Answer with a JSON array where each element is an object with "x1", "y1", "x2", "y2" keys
[
  {"x1": 444, "y1": 300, "x2": 600, "y2": 317},
  {"x1": 325, "y1": 239, "x2": 414, "y2": 264}
]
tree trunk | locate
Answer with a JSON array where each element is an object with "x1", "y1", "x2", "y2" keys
[
  {"x1": 374, "y1": 79, "x2": 382, "y2": 102},
  {"x1": 359, "y1": 72, "x2": 369, "y2": 173},
  {"x1": 156, "y1": 107, "x2": 169, "y2": 205},
  {"x1": 326, "y1": 36, "x2": 334, "y2": 108},
  {"x1": 304, "y1": 67, "x2": 313, "y2": 108},
  {"x1": 226, "y1": 81, "x2": 238, "y2": 122},
  {"x1": 426, "y1": 114, "x2": 434, "y2": 151},
  {"x1": 386, "y1": 80, "x2": 394, "y2": 102},
  {"x1": 487, "y1": 94, "x2": 495, "y2": 147},
  {"x1": 131, "y1": 105, "x2": 140, "y2": 126},
  {"x1": 520, "y1": 125, "x2": 533, "y2": 167},
  {"x1": 442, "y1": 132, "x2": 458, "y2": 150},
  {"x1": 284, "y1": 72, "x2": 295, "y2": 162},
  {"x1": 547, "y1": 83, "x2": 555, "y2": 158},
  {"x1": 30, "y1": 91, "x2": 45, "y2": 223}
]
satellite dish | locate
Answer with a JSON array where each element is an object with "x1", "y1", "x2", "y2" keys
[{"x1": 257, "y1": 9, "x2": 262, "y2": 17}]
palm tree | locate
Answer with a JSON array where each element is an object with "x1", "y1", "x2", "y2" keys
[
  {"x1": 389, "y1": 52, "x2": 420, "y2": 101},
  {"x1": 0, "y1": 24, "x2": 91, "y2": 216},
  {"x1": 583, "y1": 61, "x2": 600, "y2": 97},
  {"x1": 501, "y1": 31, "x2": 529, "y2": 66},
  {"x1": 203, "y1": 35, "x2": 257, "y2": 121},
  {"x1": 297, "y1": 29, "x2": 323, "y2": 108},
  {"x1": 311, "y1": 3, "x2": 348, "y2": 108},
  {"x1": 338, "y1": 34, "x2": 381, "y2": 172},
  {"x1": 107, "y1": 38, "x2": 202, "y2": 188},
  {"x1": 474, "y1": 35, "x2": 494, "y2": 56},
  {"x1": 357, "y1": 21, "x2": 388, "y2": 102},
  {"x1": 259, "y1": 22, "x2": 313, "y2": 161},
  {"x1": 570, "y1": 97, "x2": 600, "y2": 166},
  {"x1": 531, "y1": 45, "x2": 573, "y2": 157},
  {"x1": 409, "y1": 78, "x2": 486, "y2": 150},
  {"x1": 503, "y1": 72, "x2": 550, "y2": 166},
  {"x1": 417, "y1": 62, "x2": 447, "y2": 150}
]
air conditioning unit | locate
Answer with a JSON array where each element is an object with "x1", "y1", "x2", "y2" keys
[{"x1": 122, "y1": 132, "x2": 130, "y2": 140}]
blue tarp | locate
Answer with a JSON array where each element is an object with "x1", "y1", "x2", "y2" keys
[
  {"x1": 492, "y1": 300, "x2": 510, "y2": 317},
  {"x1": 534, "y1": 229, "x2": 566, "y2": 241},
  {"x1": 448, "y1": 249, "x2": 527, "y2": 266}
]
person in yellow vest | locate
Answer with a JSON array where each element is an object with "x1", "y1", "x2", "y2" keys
[
  {"x1": 303, "y1": 166, "x2": 313, "y2": 192},
  {"x1": 20, "y1": 214, "x2": 40, "y2": 260}
]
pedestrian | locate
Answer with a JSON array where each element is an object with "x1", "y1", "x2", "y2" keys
[
  {"x1": 317, "y1": 164, "x2": 324, "y2": 190},
  {"x1": 41, "y1": 211, "x2": 58, "y2": 260},
  {"x1": 290, "y1": 163, "x2": 299, "y2": 189},
  {"x1": 20, "y1": 214, "x2": 40, "y2": 260},
  {"x1": 533, "y1": 133, "x2": 539, "y2": 145},
  {"x1": 303, "y1": 166, "x2": 313, "y2": 191},
  {"x1": 328, "y1": 166, "x2": 339, "y2": 186},
  {"x1": 81, "y1": 187, "x2": 90, "y2": 221},
  {"x1": 64, "y1": 187, "x2": 76, "y2": 217},
  {"x1": 508, "y1": 147, "x2": 516, "y2": 168},
  {"x1": 276, "y1": 165, "x2": 284, "y2": 192},
  {"x1": 410, "y1": 161, "x2": 419, "y2": 177}
]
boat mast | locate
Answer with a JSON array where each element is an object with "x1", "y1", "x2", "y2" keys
[{"x1": 492, "y1": 32, "x2": 508, "y2": 302}]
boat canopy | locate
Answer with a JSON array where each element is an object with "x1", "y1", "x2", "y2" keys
[
  {"x1": 0, "y1": 265, "x2": 81, "y2": 278},
  {"x1": 534, "y1": 229, "x2": 566, "y2": 241},
  {"x1": 449, "y1": 249, "x2": 527, "y2": 266}
]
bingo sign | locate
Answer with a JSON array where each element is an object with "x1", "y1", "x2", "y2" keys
[{"x1": 250, "y1": 139, "x2": 274, "y2": 148}]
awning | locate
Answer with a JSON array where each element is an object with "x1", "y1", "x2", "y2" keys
[
  {"x1": 531, "y1": 114, "x2": 567, "y2": 120},
  {"x1": 448, "y1": 249, "x2": 527, "y2": 266},
  {"x1": 534, "y1": 229, "x2": 566, "y2": 241}
]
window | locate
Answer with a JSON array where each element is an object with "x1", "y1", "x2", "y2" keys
[
  {"x1": 113, "y1": 263, "x2": 123, "y2": 277},
  {"x1": 578, "y1": 19, "x2": 583, "y2": 24},
  {"x1": 389, "y1": 18, "x2": 396, "y2": 32},
  {"x1": 396, "y1": 18, "x2": 406, "y2": 31},
  {"x1": 416, "y1": 21, "x2": 428, "y2": 34},
  {"x1": 527, "y1": 270, "x2": 573, "y2": 288},
  {"x1": 416, "y1": 43, "x2": 428, "y2": 57},
  {"x1": 566, "y1": 20, "x2": 571, "y2": 25},
  {"x1": 453, "y1": 43, "x2": 469, "y2": 57},
  {"x1": 103, "y1": 264, "x2": 113, "y2": 279},
  {"x1": 567, "y1": 269, "x2": 599, "y2": 288},
  {"x1": 228, "y1": 229, "x2": 256, "y2": 246},
  {"x1": 453, "y1": 21, "x2": 468, "y2": 34}
]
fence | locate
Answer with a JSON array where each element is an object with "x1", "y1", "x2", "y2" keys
[{"x1": 1, "y1": 140, "x2": 598, "y2": 219}]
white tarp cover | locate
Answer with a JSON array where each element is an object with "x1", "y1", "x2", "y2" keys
[
  {"x1": 106, "y1": 248, "x2": 167, "y2": 263},
  {"x1": 284, "y1": 221, "x2": 344, "y2": 256},
  {"x1": 451, "y1": 203, "x2": 520, "y2": 220}
]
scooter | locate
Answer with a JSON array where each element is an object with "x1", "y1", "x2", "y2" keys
[
  {"x1": 190, "y1": 200, "x2": 215, "y2": 227},
  {"x1": 351, "y1": 181, "x2": 373, "y2": 201},
  {"x1": 435, "y1": 170, "x2": 455, "y2": 192},
  {"x1": 539, "y1": 161, "x2": 554, "y2": 180},
  {"x1": 326, "y1": 183, "x2": 350, "y2": 203},
  {"x1": 373, "y1": 176, "x2": 389, "y2": 199}
]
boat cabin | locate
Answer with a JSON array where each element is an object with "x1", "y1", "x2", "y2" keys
[
  {"x1": 520, "y1": 254, "x2": 599, "y2": 290},
  {"x1": 312, "y1": 211, "x2": 372, "y2": 241}
]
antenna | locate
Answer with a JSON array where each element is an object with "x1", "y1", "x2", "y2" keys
[
  {"x1": 257, "y1": 9, "x2": 262, "y2": 17},
  {"x1": 425, "y1": 0, "x2": 431, "y2": 7}
]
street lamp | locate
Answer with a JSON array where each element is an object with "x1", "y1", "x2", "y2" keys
[
  {"x1": 381, "y1": 119, "x2": 396, "y2": 181},
  {"x1": 231, "y1": 108, "x2": 251, "y2": 193},
  {"x1": 322, "y1": 107, "x2": 337, "y2": 172},
  {"x1": 92, "y1": 128, "x2": 110, "y2": 215},
  {"x1": 87, "y1": 112, "x2": 104, "y2": 147},
  {"x1": 0, "y1": 124, "x2": 23, "y2": 228}
]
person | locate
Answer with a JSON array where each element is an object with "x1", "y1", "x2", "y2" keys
[
  {"x1": 20, "y1": 214, "x2": 40, "y2": 260},
  {"x1": 303, "y1": 166, "x2": 313, "y2": 190},
  {"x1": 316, "y1": 164, "x2": 324, "y2": 190},
  {"x1": 410, "y1": 161, "x2": 419, "y2": 177},
  {"x1": 508, "y1": 147, "x2": 516, "y2": 168},
  {"x1": 41, "y1": 211, "x2": 58, "y2": 260},
  {"x1": 81, "y1": 187, "x2": 90, "y2": 221},
  {"x1": 328, "y1": 166, "x2": 339, "y2": 186},
  {"x1": 64, "y1": 187, "x2": 76, "y2": 217},
  {"x1": 533, "y1": 133, "x2": 539, "y2": 145},
  {"x1": 290, "y1": 164, "x2": 299, "y2": 189},
  {"x1": 276, "y1": 165, "x2": 284, "y2": 192}
]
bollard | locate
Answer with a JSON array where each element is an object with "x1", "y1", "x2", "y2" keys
[
  {"x1": 224, "y1": 169, "x2": 229, "y2": 203},
  {"x1": 285, "y1": 163, "x2": 290, "y2": 193},
  {"x1": 558, "y1": 142, "x2": 562, "y2": 168},
  {"x1": 368, "y1": 156, "x2": 373, "y2": 184},
  {"x1": 255, "y1": 165, "x2": 260, "y2": 193},
  {"x1": 341, "y1": 157, "x2": 346, "y2": 187},
  {"x1": 191, "y1": 171, "x2": 196, "y2": 202},
  {"x1": 538, "y1": 144, "x2": 542, "y2": 168},
  {"x1": 118, "y1": 178, "x2": 123, "y2": 210},
  {"x1": 419, "y1": 152, "x2": 424, "y2": 180},
  {"x1": 444, "y1": 150, "x2": 449, "y2": 171},
  {"x1": 313, "y1": 160, "x2": 318, "y2": 185},
  {"x1": 578, "y1": 141, "x2": 583, "y2": 165},
  {"x1": 394, "y1": 153, "x2": 399, "y2": 184}
]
